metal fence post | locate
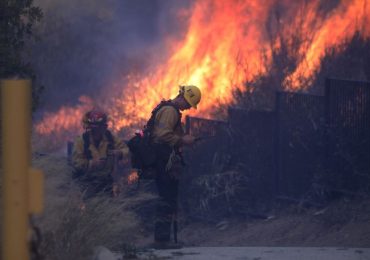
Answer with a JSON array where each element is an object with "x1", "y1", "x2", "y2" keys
[
  {"x1": 1, "y1": 79, "x2": 31, "y2": 260},
  {"x1": 1, "y1": 79, "x2": 44, "y2": 260},
  {"x1": 274, "y1": 92, "x2": 281, "y2": 197}
]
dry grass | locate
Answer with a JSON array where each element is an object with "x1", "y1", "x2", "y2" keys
[
  {"x1": 32, "y1": 153, "x2": 154, "y2": 260},
  {"x1": 193, "y1": 170, "x2": 248, "y2": 213}
]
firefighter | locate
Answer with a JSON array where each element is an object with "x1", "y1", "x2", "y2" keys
[
  {"x1": 149, "y1": 85, "x2": 201, "y2": 249},
  {"x1": 72, "y1": 109, "x2": 129, "y2": 200}
]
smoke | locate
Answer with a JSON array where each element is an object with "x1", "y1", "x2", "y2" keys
[
  {"x1": 32, "y1": 0, "x2": 370, "y2": 149},
  {"x1": 28, "y1": 0, "x2": 370, "y2": 113},
  {"x1": 28, "y1": 0, "x2": 192, "y2": 111}
]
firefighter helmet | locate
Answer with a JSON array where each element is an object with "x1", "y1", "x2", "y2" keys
[
  {"x1": 82, "y1": 109, "x2": 108, "y2": 129},
  {"x1": 179, "y1": 85, "x2": 201, "y2": 109}
]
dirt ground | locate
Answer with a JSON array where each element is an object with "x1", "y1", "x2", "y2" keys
[
  {"x1": 31, "y1": 153, "x2": 370, "y2": 254},
  {"x1": 135, "y1": 198, "x2": 370, "y2": 248}
]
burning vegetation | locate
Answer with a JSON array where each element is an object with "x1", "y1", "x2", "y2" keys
[
  {"x1": 17, "y1": 1, "x2": 370, "y2": 257},
  {"x1": 34, "y1": 0, "x2": 370, "y2": 146}
]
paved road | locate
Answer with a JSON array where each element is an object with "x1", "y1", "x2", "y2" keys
[{"x1": 137, "y1": 247, "x2": 370, "y2": 260}]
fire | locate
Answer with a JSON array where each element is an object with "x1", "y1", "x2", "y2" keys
[
  {"x1": 284, "y1": 0, "x2": 370, "y2": 89},
  {"x1": 35, "y1": 0, "x2": 370, "y2": 144},
  {"x1": 127, "y1": 170, "x2": 139, "y2": 185},
  {"x1": 35, "y1": 96, "x2": 93, "y2": 136}
]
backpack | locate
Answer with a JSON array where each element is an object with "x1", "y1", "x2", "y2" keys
[{"x1": 127, "y1": 100, "x2": 181, "y2": 179}]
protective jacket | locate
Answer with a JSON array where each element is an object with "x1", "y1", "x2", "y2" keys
[
  {"x1": 72, "y1": 131, "x2": 129, "y2": 178},
  {"x1": 151, "y1": 105, "x2": 184, "y2": 147}
]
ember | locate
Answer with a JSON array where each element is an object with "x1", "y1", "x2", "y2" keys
[{"x1": 127, "y1": 170, "x2": 139, "y2": 185}]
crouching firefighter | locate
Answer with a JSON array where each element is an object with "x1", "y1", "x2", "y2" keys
[
  {"x1": 132, "y1": 85, "x2": 201, "y2": 249},
  {"x1": 72, "y1": 109, "x2": 130, "y2": 201}
]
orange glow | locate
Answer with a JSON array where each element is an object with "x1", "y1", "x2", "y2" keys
[
  {"x1": 127, "y1": 170, "x2": 139, "y2": 185},
  {"x1": 34, "y1": 0, "x2": 370, "y2": 144},
  {"x1": 284, "y1": 0, "x2": 370, "y2": 89}
]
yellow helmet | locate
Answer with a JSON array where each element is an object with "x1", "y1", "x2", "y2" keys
[{"x1": 179, "y1": 85, "x2": 201, "y2": 109}]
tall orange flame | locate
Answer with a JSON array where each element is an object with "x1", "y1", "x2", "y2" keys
[
  {"x1": 284, "y1": 0, "x2": 370, "y2": 89},
  {"x1": 35, "y1": 0, "x2": 370, "y2": 145}
]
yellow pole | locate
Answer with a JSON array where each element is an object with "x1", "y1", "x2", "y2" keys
[{"x1": 1, "y1": 79, "x2": 31, "y2": 260}]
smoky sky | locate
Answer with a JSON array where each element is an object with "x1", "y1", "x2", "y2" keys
[
  {"x1": 27, "y1": 0, "x2": 353, "y2": 114},
  {"x1": 27, "y1": 0, "x2": 192, "y2": 112}
]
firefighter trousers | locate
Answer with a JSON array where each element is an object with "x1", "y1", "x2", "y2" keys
[{"x1": 154, "y1": 167, "x2": 179, "y2": 242}]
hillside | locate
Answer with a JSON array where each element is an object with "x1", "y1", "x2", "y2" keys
[{"x1": 32, "y1": 153, "x2": 370, "y2": 259}]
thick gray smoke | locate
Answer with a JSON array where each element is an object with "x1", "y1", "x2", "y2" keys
[{"x1": 28, "y1": 0, "x2": 192, "y2": 111}]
